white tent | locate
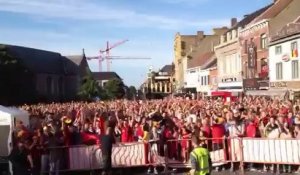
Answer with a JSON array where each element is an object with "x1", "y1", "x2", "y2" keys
[
  {"x1": 0, "y1": 105, "x2": 29, "y2": 156},
  {"x1": 0, "y1": 105, "x2": 29, "y2": 175}
]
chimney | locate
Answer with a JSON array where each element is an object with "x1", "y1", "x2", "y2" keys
[
  {"x1": 213, "y1": 27, "x2": 228, "y2": 36},
  {"x1": 231, "y1": 18, "x2": 238, "y2": 27},
  {"x1": 197, "y1": 31, "x2": 204, "y2": 40}
]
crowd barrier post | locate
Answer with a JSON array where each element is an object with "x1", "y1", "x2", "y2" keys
[{"x1": 239, "y1": 137, "x2": 245, "y2": 175}]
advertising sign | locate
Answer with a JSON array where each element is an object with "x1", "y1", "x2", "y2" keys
[{"x1": 248, "y1": 43, "x2": 257, "y2": 68}]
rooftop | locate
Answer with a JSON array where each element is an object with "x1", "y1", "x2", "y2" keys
[{"x1": 92, "y1": 72, "x2": 122, "y2": 81}]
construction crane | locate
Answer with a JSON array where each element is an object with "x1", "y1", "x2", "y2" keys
[
  {"x1": 87, "y1": 55, "x2": 151, "y2": 71},
  {"x1": 98, "y1": 39, "x2": 129, "y2": 72}
]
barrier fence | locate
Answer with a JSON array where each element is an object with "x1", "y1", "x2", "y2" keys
[{"x1": 32, "y1": 137, "x2": 300, "y2": 174}]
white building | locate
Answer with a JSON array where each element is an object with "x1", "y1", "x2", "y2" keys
[
  {"x1": 185, "y1": 67, "x2": 200, "y2": 90},
  {"x1": 215, "y1": 18, "x2": 243, "y2": 92},
  {"x1": 269, "y1": 19, "x2": 300, "y2": 99}
]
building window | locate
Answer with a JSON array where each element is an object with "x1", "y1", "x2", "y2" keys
[
  {"x1": 260, "y1": 58, "x2": 268, "y2": 78},
  {"x1": 261, "y1": 34, "x2": 267, "y2": 49},
  {"x1": 201, "y1": 76, "x2": 204, "y2": 85},
  {"x1": 291, "y1": 41, "x2": 298, "y2": 58},
  {"x1": 292, "y1": 60, "x2": 299, "y2": 79},
  {"x1": 181, "y1": 41, "x2": 186, "y2": 50},
  {"x1": 276, "y1": 63, "x2": 283, "y2": 80},
  {"x1": 207, "y1": 75, "x2": 210, "y2": 85},
  {"x1": 224, "y1": 34, "x2": 227, "y2": 43},
  {"x1": 244, "y1": 40, "x2": 248, "y2": 53},
  {"x1": 275, "y1": 46, "x2": 282, "y2": 55}
]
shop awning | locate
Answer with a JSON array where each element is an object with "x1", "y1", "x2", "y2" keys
[{"x1": 245, "y1": 90, "x2": 288, "y2": 98}]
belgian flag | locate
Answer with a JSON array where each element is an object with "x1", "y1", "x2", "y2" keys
[{"x1": 292, "y1": 49, "x2": 298, "y2": 58}]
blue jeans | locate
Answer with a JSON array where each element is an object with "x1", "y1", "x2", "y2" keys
[
  {"x1": 41, "y1": 154, "x2": 49, "y2": 174},
  {"x1": 49, "y1": 160, "x2": 60, "y2": 175}
]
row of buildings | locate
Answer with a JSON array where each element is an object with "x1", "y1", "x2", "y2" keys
[{"x1": 173, "y1": 0, "x2": 300, "y2": 99}]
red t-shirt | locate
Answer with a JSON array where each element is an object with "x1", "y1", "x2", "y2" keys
[
  {"x1": 63, "y1": 126, "x2": 71, "y2": 146},
  {"x1": 136, "y1": 125, "x2": 144, "y2": 138},
  {"x1": 97, "y1": 117, "x2": 106, "y2": 135},
  {"x1": 121, "y1": 126, "x2": 134, "y2": 142},
  {"x1": 81, "y1": 132, "x2": 99, "y2": 145},
  {"x1": 181, "y1": 134, "x2": 190, "y2": 149},
  {"x1": 163, "y1": 128, "x2": 172, "y2": 140},
  {"x1": 202, "y1": 125, "x2": 211, "y2": 138},
  {"x1": 211, "y1": 124, "x2": 225, "y2": 144},
  {"x1": 246, "y1": 123, "x2": 257, "y2": 138}
]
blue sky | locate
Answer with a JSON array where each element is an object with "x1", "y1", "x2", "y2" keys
[{"x1": 0, "y1": 0, "x2": 273, "y2": 87}]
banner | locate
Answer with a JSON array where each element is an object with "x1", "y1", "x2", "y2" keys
[{"x1": 69, "y1": 142, "x2": 146, "y2": 170}]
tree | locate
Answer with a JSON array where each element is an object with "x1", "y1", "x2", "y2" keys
[
  {"x1": 0, "y1": 45, "x2": 34, "y2": 105},
  {"x1": 126, "y1": 86, "x2": 137, "y2": 100},
  {"x1": 0, "y1": 45, "x2": 18, "y2": 65},
  {"x1": 104, "y1": 78, "x2": 125, "y2": 99},
  {"x1": 78, "y1": 71, "x2": 101, "y2": 101}
]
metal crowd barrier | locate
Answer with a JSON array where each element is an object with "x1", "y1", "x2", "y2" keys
[
  {"x1": 164, "y1": 137, "x2": 236, "y2": 168},
  {"x1": 163, "y1": 137, "x2": 300, "y2": 174},
  {"x1": 39, "y1": 140, "x2": 164, "y2": 174},
  {"x1": 7, "y1": 137, "x2": 300, "y2": 175}
]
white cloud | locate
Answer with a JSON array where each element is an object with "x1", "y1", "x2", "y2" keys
[{"x1": 0, "y1": 0, "x2": 228, "y2": 30}]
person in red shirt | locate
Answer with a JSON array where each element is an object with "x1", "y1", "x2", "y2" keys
[
  {"x1": 121, "y1": 120, "x2": 134, "y2": 142},
  {"x1": 201, "y1": 118, "x2": 211, "y2": 138},
  {"x1": 211, "y1": 118, "x2": 226, "y2": 171},
  {"x1": 211, "y1": 118, "x2": 225, "y2": 147},
  {"x1": 180, "y1": 127, "x2": 191, "y2": 163},
  {"x1": 135, "y1": 123, "x2": 144, "y2": 141},
  {"x1": 246, "y1": 118, "x2": 258, "y2": 138}
]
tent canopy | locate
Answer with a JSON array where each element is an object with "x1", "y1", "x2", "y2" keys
[
  {"x1": 0, "y1": 105, "x2": 29, "y2": 126},
  {"x1": 245, "y1": 90, "x2": 288, "y2": 99}
]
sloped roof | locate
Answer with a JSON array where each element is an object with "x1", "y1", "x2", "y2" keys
[
  {"x1": 187, "y1": 34, "x2": 221, "y2": 69},
  {"x1": 63, "y1": 55, "x2": 85, "y2": 75},
  {"x1": 200, "y1": 54, "x2": 217, "y2": 70},
  {"x1": 188, "y1": 51, "x2": 215, "y2": 69},
  {"x1": 160, "y1": 64, "x2": 173, "y2": 74},
  {"x1": 228, "y1": 4, "x2": 272, "y2": 32},
  {"x1": 271, "y1": 16, "x2": 300, "y2": 42},
  {"x1": 5, "y1": 44, "x2": 65, "y2": 74},
  {"x1": 65, "y1": 55, "x2": 84, "y2": 66},
  {"x1": 250, "y1": 0, "x2": 293, "y2": 25},
  {"x1": 268, "y1": 0, "x2": 300, "y2": 36},
  {"x1": 92, "y1": 72, "x2": 121, "y2": 81}
]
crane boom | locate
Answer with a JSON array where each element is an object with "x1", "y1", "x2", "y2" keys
[
  {"x1": 106, "y1": 57, "x2": 151, "y2": 60},
  {"x1": 100, "y1": 39, "x2": 129, "y2": 53},
  {"x1": 86, "y1": 56, "x2": 151, "y2": 60}
]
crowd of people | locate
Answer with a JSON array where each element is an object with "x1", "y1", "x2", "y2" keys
[{"x1": 7, "y1": 96, "x2": 300, "y2": 174}]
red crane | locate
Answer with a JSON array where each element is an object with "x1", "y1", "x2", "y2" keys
[
  {"x1": 98, "y1": 39, "x2": 129, "y2": 72},
  {"x1": 86, "y1": 39, "x2": 129, "y2": 71}
]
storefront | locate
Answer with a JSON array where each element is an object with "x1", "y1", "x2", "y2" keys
[
  {"x1": 243, "y1": 78, "x2": 269, "y2": 91},
  {"x1": 270, "y1": 81, "x2": 300, "y2": 100}
]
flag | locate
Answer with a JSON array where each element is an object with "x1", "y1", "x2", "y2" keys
[{"x1": 292, "y1": 49, "x2": 298, "y2": 58}]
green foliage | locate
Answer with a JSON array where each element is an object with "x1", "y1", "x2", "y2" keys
[
  {"x1": 126, "y1": 85, "x2": 137, "y2": 100},
  {"x1": 0, "y1": 45, "x2": 18, "y2": 65},
  {"x1": 0, "y1": 45, "x2": 35, "y2": 105},
  {"x1": 104, "y1": 78, "x2": 125, "y2": 99},
  {"x1": 78, "y1": 71, "x2": 101, "y2": 100}
]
